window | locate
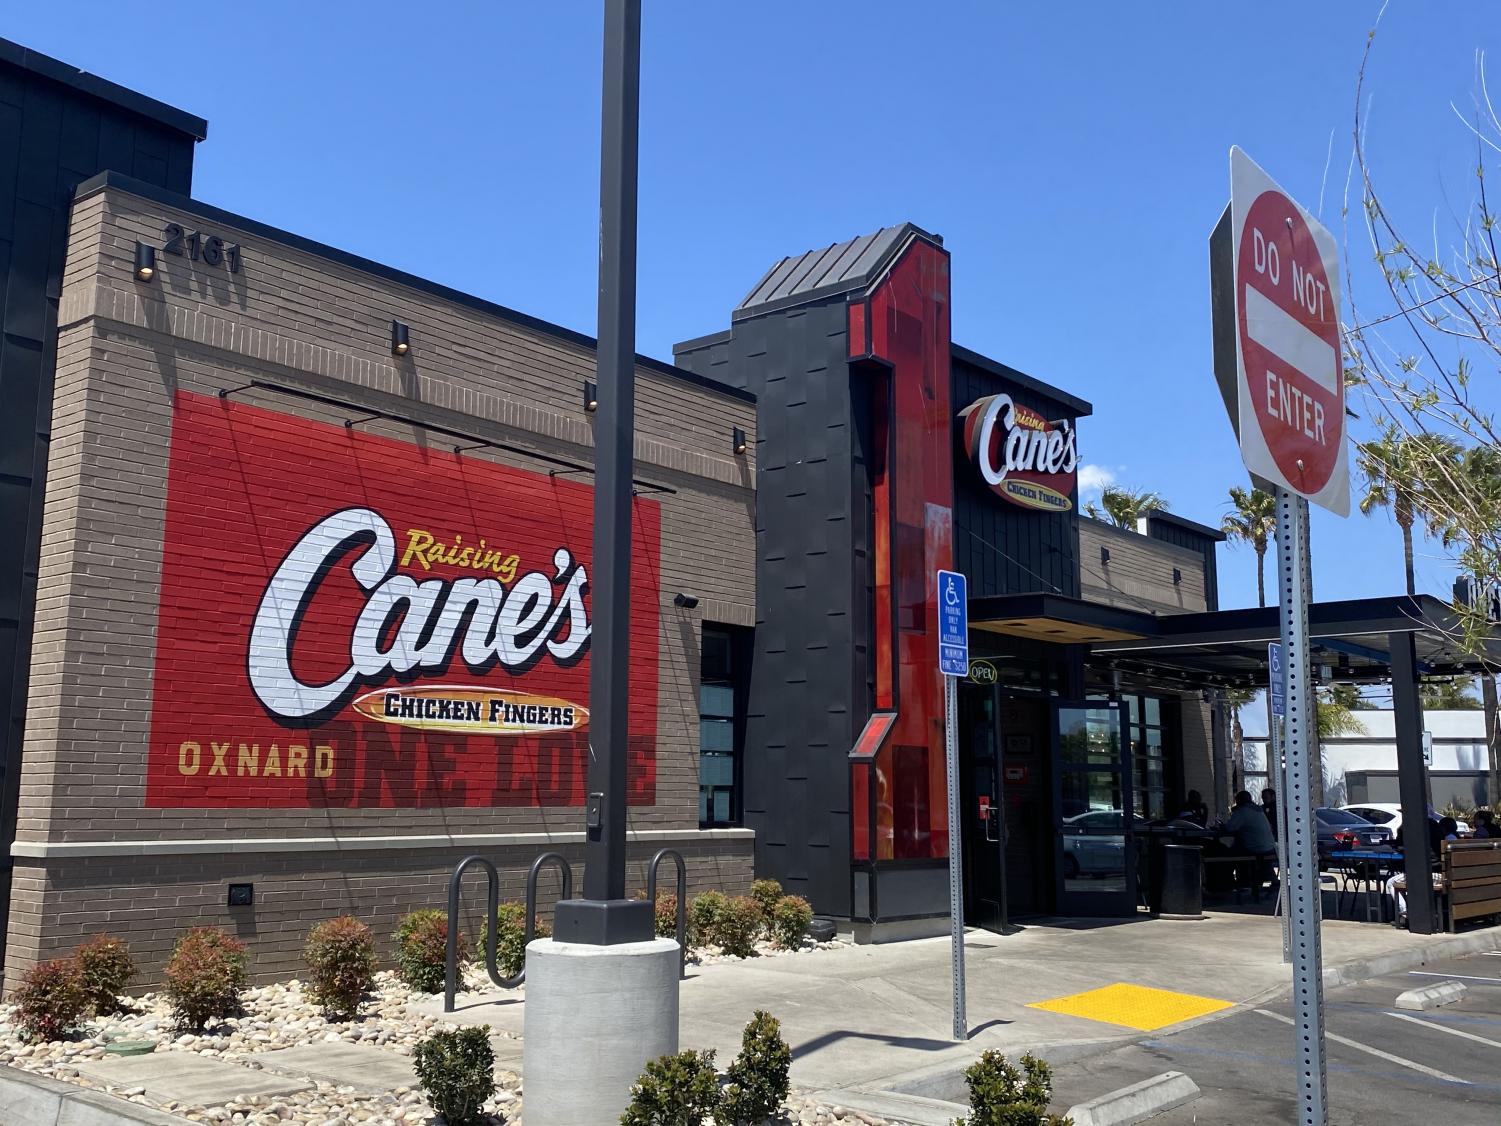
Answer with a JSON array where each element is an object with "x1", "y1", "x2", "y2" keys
[
  {"x1": 699, "y1": 625, "x2": 749, "y2": 827},
  {"x1": 1123, "y1": 694, "x2": 1170, "y2": 820}
]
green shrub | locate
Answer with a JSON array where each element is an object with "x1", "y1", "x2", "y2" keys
[
  {"x1": 163, "y1": 927, "x2": 248, "y2": 1031},
  {"x1": 480, "y1": 901, "x2": 552, "y2": 979},
  {"x1": 414, "y1": 1025, "x2": 496, "y2": 1126},
  {"x1": 13, "y1": 958, "x2": 88, "y2": 1042},
  {"x1": 396, "y1": 909, "x2": 465, "y2": 994},
  {"x1": 74, "y1": 935, "x2": 136, "y2": 1015},
  {"x1": 709, "y1": 896, "x2": 762, "y2": 958},
  {"x1": 749, "y1": 878, "x2": 783, "y2": 924},
  {"x1": 304, "y1": 916, "x2": 376, "y2": 1019},
  {"x1": 953, "y1": 1051, "x2": 1072, "y2": 1126},
  {"x1": 653, "y1": 893, "x2": 683, "y2": 942},
  {"x1": 718, "y1": 1010, "x2": 791, "y2": 1125},
  {"x1": 689, "y1": 890, "x2": 728, "y2": 947},
  {"x1": 767, "y1": 896, "x2": 813, "y2": 951},
  {"x1": 620, "y1": 1048, "x2": 721, "y2": 1126}
]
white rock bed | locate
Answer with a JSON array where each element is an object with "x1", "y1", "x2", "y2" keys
[{"x1": 0, "y1": 938, "x2": 903, "y2": 1125}]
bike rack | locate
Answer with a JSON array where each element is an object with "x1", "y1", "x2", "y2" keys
[
  {"x1": 647, "y1": 847, "x2": 688, "y2": 978},
  {"x1": 444, "y1": 851, "x2": 574, "y2": 1013}
]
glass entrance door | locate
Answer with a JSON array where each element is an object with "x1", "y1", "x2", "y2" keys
[{"x1": 1054, "y1": 702, "x2": 1135, "y2": 916}]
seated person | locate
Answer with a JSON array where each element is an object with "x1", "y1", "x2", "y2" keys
[
  {"x1": 1227, "y1": 790, "x2": 1277, "y2": 857},
  {"x1": 1473, "y1": 810, "x2": 1497, "y2": 839},
  {"x1": 1225, "y1": 790, "x2": 1277, "y2": 899}
]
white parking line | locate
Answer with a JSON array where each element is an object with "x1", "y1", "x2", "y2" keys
[
  {"x1": 1408, "y1": 970, "x2": 1501, "y2": 985},
  {"x1": 1386, "y1": 1010, "x2": 1501, "y2": 1049},
  {"x1": 1253, "y1": 1009, "x2": 1470, "y2": 1084}
]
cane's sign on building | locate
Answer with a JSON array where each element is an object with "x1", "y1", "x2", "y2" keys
[
  {"x1": 958, "y1": 393, "x2": 1078, "y2": 511},
  {"x1": 145, "y1": 391, "x2": 661, "y2": 808}
]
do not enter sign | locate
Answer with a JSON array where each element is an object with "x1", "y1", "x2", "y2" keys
[{"x1": 1221, "y1": 148, "x2": 1349, "y2": 515}]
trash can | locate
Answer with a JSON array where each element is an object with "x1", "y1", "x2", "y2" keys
[{"x1": 1158, "y1": 843, "x2": 1204, "y2": 919}]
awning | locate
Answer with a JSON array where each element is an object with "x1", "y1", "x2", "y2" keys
[{"x1": 968, "y1": 592, "x2": 1501, "y2": 691}]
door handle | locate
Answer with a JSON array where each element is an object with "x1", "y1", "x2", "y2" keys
[{"x1": 984, "y1": 807, "x2": 1002, "y2": 843}]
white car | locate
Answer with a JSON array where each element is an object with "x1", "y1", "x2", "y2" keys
[{"x1": 1344, "y1": 802, "x2": 1470, "y2": 839}]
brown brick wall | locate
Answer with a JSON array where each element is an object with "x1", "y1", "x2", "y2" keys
[
  {"x1": 1079, "y1": 519, "x2": 1209, "y2": 615},
  {"x1": 4, "y1": 183, "x2": 757, "y2": 987}
]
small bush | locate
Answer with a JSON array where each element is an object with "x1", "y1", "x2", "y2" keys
[
  {"x1": 396, "y1": 909, "x2": 465, "y2": 994},
  {"x1": 163, "y1": 927, "x2": 248, "y2": 1031},
  {"x1": 480, "y1": 901, "x2": 552, "y2": 979},
  {"x1": 689, "y1": 890, "x2": 728, "y2": 947},
  {"x1": 719, "y1": 1010, "x2": 791, "y2": 1125},
  {"x1": 74, "y1": 935, "x2": 136, "y2": 1016},
  {"x1": 708, "y1": 896, "x2": 762, "y2": 959},
  {"x1": 749, "y1": 878, "x2": 783, "y2": 923},
  {"x1": 13, "y1": 958, "x2": 88, "y2": 1042},
  {"x1": 954, "y1": 1051, "x2": 1072, "y2": 1126},
  {"x1": 620, "y1": 1048, "x2": 721, "y2": 1126},
  {"x1": 767, "y1": 896, "x2": 813, "y2": 951},
  {"x1": 304, "y1": 916, "x2": 376, "y2": 1019},
  {"x1": 653, "y1": 893, "x2": 683, "y2": 942},
  {"x1": 414, "y1": 1025, "x2": 496, "y2": 1126}
]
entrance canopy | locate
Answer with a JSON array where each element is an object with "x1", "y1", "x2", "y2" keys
[{"x1": 969, "y1": 592, "x2": 1501, "y2": 691}]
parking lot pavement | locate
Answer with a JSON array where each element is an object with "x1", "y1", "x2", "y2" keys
[{"x1": 1045, "y1": 951, "x2": 1501, "y2": 1125}]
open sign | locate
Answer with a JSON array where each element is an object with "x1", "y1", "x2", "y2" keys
[{"x1": 967, "y1": 659, "x2": 998, "y2": 685}]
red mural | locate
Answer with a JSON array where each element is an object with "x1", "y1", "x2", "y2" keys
[
  {"x1": 848, "y1": 236, "x2": 955, "y2": 861},
  {"x1": 145, "y1": 391, "x2": 661, "y2": 809}
]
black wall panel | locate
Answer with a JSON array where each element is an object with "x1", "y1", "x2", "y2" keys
[
  {"x1": 951, "y1": 355, "x2": 1083, "y2": 600},
  {"x1": 676, "y1": 299, "x2": 865, "y2": 916},
  {"x1": 0, "y1": 51, "x2": 199, "y2": 968}
]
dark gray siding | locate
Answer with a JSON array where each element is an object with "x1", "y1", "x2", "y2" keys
[{"x1": 675, "y1": 300, "x2": 867, "y2": 916}]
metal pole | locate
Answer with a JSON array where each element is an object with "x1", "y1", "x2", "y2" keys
[
  {"x1": 1270, "y1": 720, "x2": 1290, "y2": 963},
  {"x1": 555, "y1": 0, "x2": 649, "y2": 944},
  {"x1": 944, "y1": 672, "x2": 967, "y2": 1040},
  {"x1": 1275, "y1": 488, "x2": 1328, "y2": 1125}
]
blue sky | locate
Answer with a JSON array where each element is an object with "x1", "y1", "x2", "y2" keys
[{"x1": 12, "y1": 2, "x2": 1497, "y2": 611}]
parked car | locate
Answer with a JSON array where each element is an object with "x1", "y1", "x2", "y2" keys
[
  {"x1": 1344, "y1": 802, "x2": 1470, "y2": 839},
  {"x1": 1315, "y1": 806, "x2": 1393, "y2": 857},
  {"x1": 1061, "y1": 809, "x2": 1141, "y2": 879}
]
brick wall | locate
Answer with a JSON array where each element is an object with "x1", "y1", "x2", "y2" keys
[{"x1": 4, "y1": 181, "x2": 757, "y2": 986}]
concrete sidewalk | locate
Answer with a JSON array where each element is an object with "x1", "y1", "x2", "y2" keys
[{"x1": 422, "y1": 913, "x2": 1501, "y2": 1099}]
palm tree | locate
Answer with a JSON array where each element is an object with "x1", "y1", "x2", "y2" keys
[
  {"x1": 1221, "y1": 486, "x2": 1277, "y2": 607},
  {"x1": 1086, "y1": 486, "x2": 1167, "y2": 531},
  {"x1": 1421, "y1": 678, "x2": 1482, "y2": 710},
  {"x1": 1356, "y1": 429, "x2": 1462, "y2": 595}
]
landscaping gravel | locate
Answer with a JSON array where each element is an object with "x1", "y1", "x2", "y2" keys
[{"x1": 0, "y1": 937, "x2": 904, "y2": 1125}]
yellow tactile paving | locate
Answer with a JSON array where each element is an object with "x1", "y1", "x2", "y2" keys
[{"x1": 1026, "y1": 982, "x2": 1233, "y2": 1032}]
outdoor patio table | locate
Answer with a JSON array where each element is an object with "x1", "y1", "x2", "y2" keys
[{"x1": 1327, "y1": 850, "x2": 1404, "y2": 922}]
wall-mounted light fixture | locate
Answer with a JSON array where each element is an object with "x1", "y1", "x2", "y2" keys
[
  {"x1": 390, "y1": 319, "x2": 410, "y2": 356},
  {"x1": 673, "y1": 592, "x2": 699, "y2": 609},
  {"x1": 134, "y1": 241, "x2": 156, "y2": 282},
  {"x1": 1100, "y1": 546, "x2": 1111, "y2": 566},
  {"x1": 584, "y1": 380, "x2": 598, "y2": 412},
  {"x1": 732, "y1": 426, "x2": 747, "y2": 456},
  {"x1": 1172, "y1": 567, "x2": 1183, "y2": 586}
]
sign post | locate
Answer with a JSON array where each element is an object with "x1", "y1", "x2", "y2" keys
[
  {"x1": 1212, "y1": 147, "x2": 1348, "y2": 1126},
  {"x1": 938, "y1": 568, "x2": 969, "y2": 1041},
  {"x1": 1268, "y1": 642, "x2": 1290, "y2": 963}
]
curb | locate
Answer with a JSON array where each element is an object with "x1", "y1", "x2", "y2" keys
[
  {"x1": 806, "y1": 1086, "x2": 969, "y2": 1126},
  {"x1": 1064, "y1": 1070, "x2": 1200, "y2": 1126},
  {"x1": 1321, "y1": 927, "x2": 1501, "y2": 989},
  {"x1": 0, "y1": 1064, "x2": 194, "y2": 1125},
  {"x1": 1395, "y1": 980, "x2": 1467, "y2": 1010}
]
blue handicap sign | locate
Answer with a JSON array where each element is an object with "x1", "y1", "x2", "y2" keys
[
  {"x1": 938, "y1": 569, "x2": 968, "y2": 676},
  {"x1": 1269, "y1": 642, "x2": 1285, "y2": 717}
]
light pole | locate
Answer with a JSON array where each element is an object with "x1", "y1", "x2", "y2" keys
[{"x1": 523, "y1": 5, "x2": 680, "y2": 1121}]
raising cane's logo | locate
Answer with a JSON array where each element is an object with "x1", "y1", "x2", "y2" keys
[
  {"x1": 145, "y1": 391, "x2": 660, "y2": 810},
  {"x1": 958, "y1": 393, "x2": 1078, "y2": 512}
]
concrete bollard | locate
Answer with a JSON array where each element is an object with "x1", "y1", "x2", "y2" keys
[{"x1": 522, "y1": 936, "x2": 680, "y2": 1125}]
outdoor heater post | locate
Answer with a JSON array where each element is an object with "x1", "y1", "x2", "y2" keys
[{"x1": 1274, "y1": 487, "x2": 1328, "y2": 1125}]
